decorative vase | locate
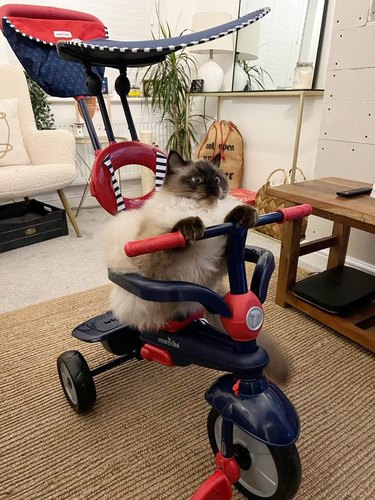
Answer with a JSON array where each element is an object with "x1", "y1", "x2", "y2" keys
[
  {"x1": 233, "y1": 62, "x2": 248, "y2": 91},
  {"x1": 198, "y1": 54, "x2": 224, "y2": 92}
]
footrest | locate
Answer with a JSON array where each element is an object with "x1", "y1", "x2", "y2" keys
[
  {"x1": 191, "y1": 471, "x2": 232, "y2": 500},
  {"x1": 72, "y1": 311, "x2": 135, "y2": 342}
]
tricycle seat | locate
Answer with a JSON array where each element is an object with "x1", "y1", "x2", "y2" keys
[
  {"x1": 56, "y1": 8, "x2": 270, "y2": 68},
  {"x1": 108, "y1": 271, "x2": 232, "y2": 317},
  {"x1": 108, "y1": 245, "x2": 274, "y2": 318}
]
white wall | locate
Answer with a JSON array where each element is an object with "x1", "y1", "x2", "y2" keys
[{"x1": 308, "y1": 0, "x2": 375, "y2": 271}]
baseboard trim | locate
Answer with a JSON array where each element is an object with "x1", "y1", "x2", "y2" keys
[{"x1": 300, "y1": 249, "x2": 375, "y2": 276}]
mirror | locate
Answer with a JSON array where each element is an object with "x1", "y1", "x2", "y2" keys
[{"x1": 233, "y1": 0, "x2": 327, "y2": 91}]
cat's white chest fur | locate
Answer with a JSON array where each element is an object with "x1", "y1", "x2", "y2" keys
[{"x1": 100, "y1": 192, "x2": 241, "y2": 330}]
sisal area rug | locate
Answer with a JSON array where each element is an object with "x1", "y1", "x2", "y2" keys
[{"x1": 1, "y1": 272, "x2": 374, "y2": 500}]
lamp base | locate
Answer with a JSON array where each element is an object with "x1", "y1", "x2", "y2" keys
[
  {"x1": 233, "y1": 62, "x2": 248, "y2": 92},
  {"x1": 198, "y1": 58, "x2": 224, "y2": 92}
]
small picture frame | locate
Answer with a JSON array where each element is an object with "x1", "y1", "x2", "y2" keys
[{"x1": 190, "y1": 79, "x2": 204, "y2": 93}]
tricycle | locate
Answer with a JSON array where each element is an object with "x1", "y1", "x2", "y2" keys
[{"x1": 57, "y1": 203, "x2": 312, "y2": 499}]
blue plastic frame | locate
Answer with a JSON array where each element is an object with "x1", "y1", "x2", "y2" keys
[{"x1": 100, "y1": 213, "x2": 300, "y2": 448}]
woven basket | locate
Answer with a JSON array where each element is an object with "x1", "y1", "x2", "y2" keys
[{"x1": 255, "y1": 168, "x2": 308, "y2": 240}]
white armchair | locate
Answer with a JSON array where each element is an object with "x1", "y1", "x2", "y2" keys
[{"x1": 0, "y1": 64, "x2": 81, "y2": 237}]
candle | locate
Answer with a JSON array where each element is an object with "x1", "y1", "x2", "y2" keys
[{"x1": 140, "y1": 130, "x2": 153, "y2": 145}]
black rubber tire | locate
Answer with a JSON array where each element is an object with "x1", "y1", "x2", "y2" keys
[
  {"x1": 207, "y1": 408, "x2": 302, "y2": 499},
  {"x1": 57, "y1": 350, "x2": 96, "y2": 414}
]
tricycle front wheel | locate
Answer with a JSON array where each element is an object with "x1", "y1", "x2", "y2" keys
[{"x1": 207, "y1": 408, "x2": 301, "y2": 499}]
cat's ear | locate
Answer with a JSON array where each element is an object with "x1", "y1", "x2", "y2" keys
[
  {"x1": 167, "y1": 150, "x2": 187, "y2": 174},
  {"x1": 211, "y1": 153, "x2": 221, "y2": 169}
]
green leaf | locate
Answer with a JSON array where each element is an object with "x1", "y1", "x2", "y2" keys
[
  {"x1": 239, "y1": 61, "x2": 275, "y2": 91},
  {"x1": 140, "y1": 16, "x2": 207, "y2": 158},
  {"x1": 25, "y1": 73, "x2": 55, "y2": 130}
]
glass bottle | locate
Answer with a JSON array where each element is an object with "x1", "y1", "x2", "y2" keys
[{"x1": 293, "y1": 62, "x2": 314, "y2": 89}]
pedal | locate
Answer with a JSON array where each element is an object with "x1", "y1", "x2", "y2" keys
[{"x1": 191, "y1": 470, "x2": 232, "y2": 500}]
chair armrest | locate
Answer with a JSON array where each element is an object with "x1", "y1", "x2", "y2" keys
[{"x1": 23, "y1": 129, "x2": 75, "y2": 164}]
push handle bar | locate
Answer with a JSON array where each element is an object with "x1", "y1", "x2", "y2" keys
[{"x1": 124, "y1": 204, "x2": 312, "y2": 257}]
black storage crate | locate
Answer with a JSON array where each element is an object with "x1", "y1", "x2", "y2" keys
[{"x1": 0, "y1": 199, "x2": 68, "y2": 252}]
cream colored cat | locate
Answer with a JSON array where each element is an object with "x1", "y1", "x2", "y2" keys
[{"x1": 101, "y1": 151, "x2": 289, "y2": 382}]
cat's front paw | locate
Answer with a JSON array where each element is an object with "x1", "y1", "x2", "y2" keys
[
  {"x1": 225, "y1": 205, "x2": 259, "y2": 228},
  {"x1": 173, "y1": 216, "x2": 205, "y2": 241}
]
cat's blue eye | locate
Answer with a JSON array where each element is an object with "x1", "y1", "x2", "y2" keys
[
  {"x1": 192, "y1": 176, "x2": 203, "y2": 185},
  {"x1": 214, "y1": 176, "x2": 221, "y2": 185}
]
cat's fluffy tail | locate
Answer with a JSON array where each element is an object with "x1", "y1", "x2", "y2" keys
[
  {"x1": 206, "y1": 313, "x2": 291, "y2": 384},
  {"x1": 257, "y1": 330, "x2": 290, "y2": 384}
]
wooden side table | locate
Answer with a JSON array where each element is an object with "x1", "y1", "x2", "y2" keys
[{"x1": 267, "y1": 177, "x2": 375, "y2": 352}]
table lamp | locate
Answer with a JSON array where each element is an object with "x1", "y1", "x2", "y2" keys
[
  {"x1": 232, "y1": 21, "x2": 260, "y2": 91},
  {"x1": 190, "y1": 11, "x2": 233, "y2": 92}
]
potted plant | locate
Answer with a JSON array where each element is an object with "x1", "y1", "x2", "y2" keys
[
  {"x1": 238, "y1": 61, "x2": 274, "y2": 91},
  {"x1": 141, "y1": 20, "x2": 201, "y2": 158},
  {"x1": 25, "y1": 73, "x2": 55, "y2": 130}
]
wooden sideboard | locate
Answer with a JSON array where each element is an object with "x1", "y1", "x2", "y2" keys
[{"x1": 267, "y1": 177, "x2": 375, "y2": 352}]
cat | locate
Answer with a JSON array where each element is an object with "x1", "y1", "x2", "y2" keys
[
  {"x1": 102, "y1": 150, "x2": 257, "y2": 328},
  {"x1": 101, "y1": 151, "x2": 289, "y2": 382}
]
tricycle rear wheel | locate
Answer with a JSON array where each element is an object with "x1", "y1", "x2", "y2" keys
[{"x1": 57, "y1": 350, "x2": 96, "y2": 413}]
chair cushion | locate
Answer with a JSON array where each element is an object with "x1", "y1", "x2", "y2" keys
[
  {"x1": 0, "y1": 98, "x2": 31, "y2": 166},
  {"x1": 0, "y1": 162, "x2": 76, "y2": 200}
]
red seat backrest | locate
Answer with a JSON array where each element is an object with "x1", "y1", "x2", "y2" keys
[{"x1": 0, "y1": 4, "x2": 106, "y2": 42}]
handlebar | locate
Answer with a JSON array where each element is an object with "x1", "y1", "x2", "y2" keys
[
  {"x1": 124, "y1": 204, "x2": 312, "y2": 257},
  {"x1": 275, "y1": 204, "x2": 312, "y2": 222},
  {"x1": 125, "y1": 231, "x2": 186, "y2": 257}
]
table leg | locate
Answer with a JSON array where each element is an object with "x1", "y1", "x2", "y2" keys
[
  {"x1": 327, "y1": 222, "x2": 351, "y2": 269},
  {"x1": 289, "y1": 93, "x2": 305, "y2": 184},
  {"x1": 275, "y1": 217, "x2": 303, "y2": 307}
]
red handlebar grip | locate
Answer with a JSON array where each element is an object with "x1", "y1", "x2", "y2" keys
[
  {"x1": 277, "y1": 204, "x2": 313, "y2": 222},
  {"x1": 125, "y1": 231, "x2": 186, "y2": 257}
]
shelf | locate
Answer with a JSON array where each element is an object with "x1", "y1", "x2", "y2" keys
[{"x1": 187, "y1": 89, "x2": 324, "y2": 98}]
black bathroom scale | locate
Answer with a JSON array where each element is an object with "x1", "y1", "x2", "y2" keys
[{"x1": 293, "y1": 266, "x2": 375, "y2": 314}]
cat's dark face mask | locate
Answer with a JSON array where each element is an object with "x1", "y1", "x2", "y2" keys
[{"x1": 164, "y1": 152, "x2": 228, "y2": 204}]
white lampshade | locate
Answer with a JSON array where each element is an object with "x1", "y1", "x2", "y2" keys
[
  {"x1": 190, "y1": 11, "x2": 234, "y2": 92},
  {"x1": 236, "y1": 21, "x2": 260, "y2": 61},
  {"x1": 233, "y1": 22, "x2": 260, "y2": 92}
]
